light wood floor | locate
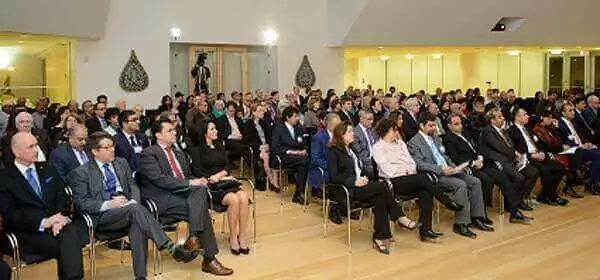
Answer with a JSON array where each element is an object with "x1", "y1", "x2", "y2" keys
[{"x1": 11, "y1": 183, "x2": 600, "y2": 280}]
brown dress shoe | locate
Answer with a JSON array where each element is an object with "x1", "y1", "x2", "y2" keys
[
  {"x1": 202, "y1": 258, "x2": 234, "y2": 276},
  {"x1": 183, "y1": 236, "x2": 202, "y2": 252}
]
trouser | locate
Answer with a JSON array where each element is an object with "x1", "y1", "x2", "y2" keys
[
  {"x1": 438, "y1": 173, "x2": 485, "y2": 225},
  {"x1": 157, "y1": 188, "x2": 219, "y2": 259},
  {"x1": 390, "y1": 174, "x2": 453, "y2": 230},
  {"x1": 278, "y1": 154, "x2": 308, "y2": 196},
  {"x1": 582, "y1": 148, "x2": 600, "y2": 183},
  {"x1": 531, "y1": 158, "x2": 566, "y2": 200},
  {"x1": 0, "y1": 258, "x2": 9, "y2": 280},
  {"x1": 502, "y1": 163, "x2": 539, "y2": 199},
  {"x1": 480, "y1": 166, "x2": 522, "y2": 212},
  {"x1": 96, "y1": 203, "x2": 170, "y2": 278},
  {"x1": 18, "y1": 222, "x2": 84, "y2": 280},
  {"x1": 471, "y1": 169, "x2": 494, "y2": 207},
  {"x1": 352, "y1": 182, "x2": 402, "y2": 240}
]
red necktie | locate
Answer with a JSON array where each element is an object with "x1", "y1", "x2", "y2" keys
[{"x1": 165, "y1": 147, "x2": 184, "y2": 179}]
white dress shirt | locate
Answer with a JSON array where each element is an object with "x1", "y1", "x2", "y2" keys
[{"x1": 515, "y1": 124, "x2": 537, "y2": 153}]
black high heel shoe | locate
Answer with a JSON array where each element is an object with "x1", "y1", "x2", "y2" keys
[
  {"x1": 372, "y1": 239, "x2": 390, "y2": 254},
  {"x1": 420, "y1": 229, "x2": 443, "y2": 242},
  {"x1": 238, "y1": 237, "x2": 250, "y2": 255},
  {"x1": 230, "y1": 236, "x2": 241, "y2": 255}
]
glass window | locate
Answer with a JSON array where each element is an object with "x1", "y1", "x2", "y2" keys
[
  {"x1": 594, "y1": 56, "x2": 600, "y2": 93},
  {"x1": 548, "y1": 56, "x2": 563, "y2": 93},
  {"x1": 569, "y1": 56, "x2": 585, "y2": 91}
]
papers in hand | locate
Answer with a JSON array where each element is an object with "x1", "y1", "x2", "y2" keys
[
  {"x1": 451, "y1": 162, "x2": 470, "y2": 175},
  {"x1": 559, "y1": 147, "x2": 578, "y2": 155},
  {"x1": 517, "y1": 155, "x2": 529, "y2": 172}
]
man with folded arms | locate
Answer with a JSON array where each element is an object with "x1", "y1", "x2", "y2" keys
[
  {"x1": 68, "y1": 132, "x2": 196, "y2": 280},
  {"x1": 137, "y1": 120, "x2": 233, "y2": 276}
]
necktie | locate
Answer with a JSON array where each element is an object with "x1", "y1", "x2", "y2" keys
[
  {"x1": 25, "y1": 168, "x2": 42, "y2": 198},
  {"x1": 103, "y1": 163, "x2": 117, "y2": 199},
  {"x1": 567, "y1": 121, "x2": 582, "y2": 145},
  {"x1": 366, "y1": 129, "x2": 375, "y2": 145},
  {"x1": 429, "y1": 139, "x2": 447, "y2": 166},
  {"x1": 165, "y1": 147, "x2": 185, "y2": 179},
  {"x1": 100, "y1": 118, "x2": 107, "y2": 128},
  {"x1": 79, "y1": 150, "x2": 89, "y2": 164},
  {"x1": 129, "y1": 135, "x2": 137, "y2": 146},
  {"x1": 497, "y1": 128, "x2": 512, "y2": 147}
]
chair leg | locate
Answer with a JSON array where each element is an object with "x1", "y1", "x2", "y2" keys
[
  {"x1": 435, "y1": 200, "x2": 440, "y2": 230},
  {"x1": 240, "y1": 158, "x2": 245, "y2": 177},
  {"x1": 323, "y1": 200, "x2": 329, "y2": 238},
  {"x1": 347, "y1": 203, "x2": 352, "y2": 253},
  {"x1": 221, "y1": 214, "x2": 227, "y2": 234},
  {"x1": 303, "y1": 181, "x2": 310, "y2": 213},
  {"x1": 120, "y1": 239, "x2": 125, "y2": 264}
]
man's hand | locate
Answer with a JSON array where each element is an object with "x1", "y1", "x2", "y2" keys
[
  {"x1": 532, "y1": 152, "x2": 545, "y2": 161},
  {"x1": 51, "y1": 222, "x2": 64, "y2": 236},
  {"x1": 191, "y1": 178, "x2": 209, "y2": 187},
  {"x1": 472, "y1": 159, "x2": 483, "y2": 169},
  {"x1": 442, "y1": 166, "x2": 454, "y2": 176},
  {"x1": 355, "y1": 177, "x2": 368, "y2": 187},
  {"x1": 298, "y1": 150, "x2": 308, "y2": 156},
  {"x1": 108, "y1": 196, "x2": 129, "y2": 209}
]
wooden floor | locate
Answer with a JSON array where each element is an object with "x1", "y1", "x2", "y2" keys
[{"x1": 12, "y1": 183, "x2": 600, "y2": 280}]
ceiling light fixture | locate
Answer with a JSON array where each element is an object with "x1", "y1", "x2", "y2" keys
[
  {"x1": 170, "y1": 27, "x2": 181, "y2": 41},
  {"x1": 507, "y1": 50, "x2": 520, "y2": 56},
  {"x1": 432, "y1": 53, "x2": 443, "y2": 59},
  {"x1": 0, "y1": 53, "x2": 13, "y2": 69},
  {"x1": 263, "y1": 28, "x2": 279, "y2": 45},
  {"x1": 405, "y1": 54, "x2": 414, "y2": 60},
  {"x1": 380, "y1": 55, "x2": 390, "y2": 61},
  {"x1": 550, "y1": 49, "x2": 563, "y2": 55}
]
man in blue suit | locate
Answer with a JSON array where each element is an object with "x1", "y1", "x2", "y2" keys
[
  {"x1": 115, "y1": 110, "x2": 150, "y2": 172},
  {"x1": 353, "y1": 110, "x2": 376, "y2": 178},
  {"x1": 309, "y1": 113, "x2": 340, "y2": 194},
  {"x1": 50, "y1": 124, "x2": 90, "y2": 181}
]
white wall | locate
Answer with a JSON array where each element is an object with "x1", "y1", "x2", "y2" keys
[{"x1": 75, "y1": 0, "x2": 343, "y2": 108}]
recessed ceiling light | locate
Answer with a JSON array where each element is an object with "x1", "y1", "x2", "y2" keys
[
  {"x1": 405, "y1": 54, "x2": 414, "y2": 60},
  {"x1": 432, "y1": 53, "x2": 443, "y2": 59},
  {"x1": 550, "y1": 49, "x2": 563, "y2": 55},
  {"x1": 507, "y1": 50, "x2": 520, "y2": 56},
  {"x1": 377, "y1": 46, "x2": 383, "y2": 49}
]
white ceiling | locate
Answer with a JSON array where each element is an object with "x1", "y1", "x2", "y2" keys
[{"x1": 336, "y1": 0, "x2": 600, "y2": 46}]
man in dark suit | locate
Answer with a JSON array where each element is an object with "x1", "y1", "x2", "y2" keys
[
  {"x1": 402, "y1": 97, "x2": 420, "y2": 141},
  {"x1": 2, "y1": 111, "x2": 50, "y2": 167},
  {"x1": 508, "y1": 109, "x2": 568, "y2": 206},
  {"x1": 445, "y1": 114, "x2": 532, "y2": 223},
  {"x1": 270, "y1": 106, "x2": 309, "y2": 205},
  {"x1": 115, "y1": 110, "x2": 150, "y2": 172},
  {"x1": 407, "y1": 114, "x2": 490, "y2": 239},
  {"x1": 84, "y1": 102, "x2": 107, "y2": 134},
  {"x1": 308, "y1": 113, "x2": 340, "y2": 197},
  {"x1": 336, "y1": 96, "x2": 357, "y2": 126},
  {"x1": 0, "y1": 132, "x2": 84, "y2": 280},
  {"x1": 479, "y1": 108, "x2": 539, "y2": 210},
  {"x1": 352, "y1": 110, "x2": 376, "y2": 178},
  {"x1": 50, "y1": 124, "x2": 90, "y2": 181},
  {"x1": 68, "y1": 132, "x2": 196, "y2": 279},
  {"x1": 573, "y1": 97, "x2": 597, "y2": 145},
  {"x1": 215, "y1": 101, "x2": 247, "y2": 162},
  {"x1": 137, "y1": 120, "x2": 233, "y2": 276},
  {"x1": 0, "y1": 215, "x2": 10, "y2": 280}
]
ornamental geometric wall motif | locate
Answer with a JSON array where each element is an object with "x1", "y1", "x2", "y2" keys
[
  {"x1": 119, "y1": 50, "x2": 149, "y2": 92},
  {"x1": 295, "y1": 54, "x2": 316, "y2": 88}
]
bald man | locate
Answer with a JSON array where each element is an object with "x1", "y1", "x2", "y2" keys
[
  {"x1": 115, "y1": 99, "x2": 127, "y2": 112},
  {"x1": 0, "y1": 132, "x2": 84, "y2": 280},
  {"x1": 50, "y1": 124, "x2": 90, "y2": 181},
  {"x1": 1, "y1": 111, "x2": 49, "y2": 167}
]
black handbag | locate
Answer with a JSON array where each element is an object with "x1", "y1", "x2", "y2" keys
[{"x1": 209, "y1": 179, "x2": 242, "y2": 191}]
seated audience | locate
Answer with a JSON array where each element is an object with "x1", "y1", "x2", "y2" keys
[
  {"x1": 508, "y1": 109, "x2": 568, "y2": 206},
  {"x1": 49, "y1": 113, "x2": 84, "y2": 151},
  {"x1": 137, "y1": 120, "x2": 233, "y2": 275},
  {"x1": 336, "y1": 96, "x2": 357, "y2": 126},
  {"x1": 0, "y1": 132, "x2": 84, "y2": 280},
  {"x1": 478, "y1": 108, "x2": 539, "y2": 210},
  {"x1": 270, "y1": 106, "x2": 309, "y2": 204},
  {"x1": 47, "y1": 106, "x2": 71, "y2": 150},
  {"x1": 407, "y1": 113, "x2": 491, "y2": 239},
  {"x1": 373, "y1": 118, "x2": 464, "y2": 241},
  {"x1": 402, "y1": 97, "x2": 420, "y2": 141},
  {"x1": 215, "y1": 101, "x2": 247, "y2": 162},
  {"x1": 2, "y1": 111, "x2": 49, "y2": 167},
  {"x1": 85, "y1": 102, "x2": 107, "y2": 134},
  {"x1": 115, "y1": 110, "x2": 150, "y2": 172},
  {"x1": 191, "y1": 121, "x2": 250, "y2": 255},
  {"x1": 327, "y1": 122, "x2": 412, "y2": 254},
  {"x1": 50, "y1": 124, "x2": 90, "y2": 181},
  {"x1": 103, "y1": 107, "x2": 121, "y2": 136},
  {"x1": 242, "y1": 104, "x2": 275, "y2": 191},
  {"x1": 309, "y1": 113, "x2": 340, "y2": 196},
  {"x1": 352, "y1": 110, "x2": 376, "y2": 178}
]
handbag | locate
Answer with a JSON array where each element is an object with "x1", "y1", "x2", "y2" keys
[{"x1": 209, "y1": 179, "x2": 242, "y2": 191}]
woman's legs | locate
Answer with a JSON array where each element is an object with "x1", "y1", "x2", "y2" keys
[
  {"x1": 261, "y1": 151, "x2": 279, "y2": 188},
  {"x1": 354, "y1": 182, "x2": 404, "y2": 240},
  {"x1": 391, "y1": 174, "x2": 455, "y2": 207},
  {"x1": 234, "y1": 190, "x2": 250, "y2": 248},
  {"x1": 221, "y1": 193, "x2": 240, "y2": 249}
]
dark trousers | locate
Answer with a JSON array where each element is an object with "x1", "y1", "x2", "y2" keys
[
  {"x1": 278, "y1": 154, "x2": 308, "y2": 196},
  {"x1": 352, "y1": 182, "x2": 402, "y2": 240},
  {"x1": 502, "y1": 163, "x2": 539, "y2": 199},
  {"x1": 157, "y1": 188, "x2": 219, "y2": 259},
  {"x1": 582, "y1": 148, "x2": 600, "y2": 183},
  {"x1": 565, "y1": 149, "x2": 584, "y2": 188},
  {"x1": 530, "y1": 158, "x2": 565, "y2": 199},
  {"x1": 18, "y1": 222, "x2": 84, "y2": 280},
  {"x1": 471, "y1": 169, "x2": 494, "y2": 207},
  {"x1": 0, "y1": 258, "x2": 9, "y2": 280},
  {"x1": 225, "y1": 140, "x2": 248, "y2": 161},
  {"x1": 480, "y1": 166, "x2": 522, "y2": 211},
  {"x1": 96, "y1": 203, "x2": 170, "y2": 278},
  {"x1": 390, "y1": 174, "x2": 453, "y2": 230}
]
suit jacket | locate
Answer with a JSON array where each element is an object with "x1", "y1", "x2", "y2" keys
[
  {"x1": 352, "y1": 125, "x2": 375, "y2": 176},
  {"x1": 310, "y1": 130, "x2": 330, "y2": 168},
  {"x1": 407, "y1": 132, "x2": 456, "y2": 175},
  {"x1": 50, "y1": 143, "x2": 88, "y2": 181},
  {"x1": 508, "y1": 125, "x2": 541, "y2": 157},
  {"x1": 68, "y1": 157, "x2": 140, "y2": 220},
  {"x1": 533, "y1": 123, "x2": 564, "y2": 154},
  {"x1": 402, "y1": 112, "x2": 420, "y2": 141},
  {"x1": 558, "y1": 118, "x2": 584, "y2": 147},
  {"x1": 85, "y1": 117, "x2": 104, "y2": 134},
  {"x1": 0, "y1": 162, "x2": 69, "y2": 233},
  {"x1": 336, "y1": 109, "x2": 357, "y2": 126},
  {"x1": 114, "y1": 129, "x2": 150, "y2": 172},
  {"x1": 478, "y1": 125, "x2": 516, "y2": 164},
  {"x1": 327, "y1": 147, "x2": 363, "y2": 191},
  {"x1": 215, "y1": 114, "x2": 243, "y2": 141},
  {"x1": 1, "y1": 128, "x2": 49, "y2": 167},
  {"x1": 242, "y1": 118, "x2": 271, "y2": 151},
  {"x1": 270, "y1": 120, "x2": 306, "y2": 156},
  {"x1": 136, "y1": 144, "x2": 193, "y2": 210},
  {"x1": 577, "y1": 108, "x2": 598, "y2": 143},
  {"x1": 443, "y1": 132, "x2": 479, "y2": 165}
]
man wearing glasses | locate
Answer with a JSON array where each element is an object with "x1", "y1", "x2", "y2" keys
[
  {"x1": 85, "y1": 102, "x2": 108, "y2": 134},
  {"x1": 115, "y1": 110, "x2": 150, "y2": 172}
]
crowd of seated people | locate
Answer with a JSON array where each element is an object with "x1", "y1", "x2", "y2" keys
[{"x1": 1, "y1": 84, "x2": 600, "y2": 278}]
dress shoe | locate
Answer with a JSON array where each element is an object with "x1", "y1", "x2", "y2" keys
[
  {"x1": 469, "y1": 218, "x2": 494, "y2": 232},
  {"x1": 518, "y1": 202, "x2": 534, "y2": 211},
  {"x1": 565, "y1": 187, "x2": 584, "y2": 198},
  {"x1": 420, "y1": 229, "x2": 443, "y2": 242},
  {"x1": 239, "y1": 247, "x2": 250, "y2": 255},
  {"x1": 372, "y1": 238, "x2": 390, "y2": 254},
  {"x1": 183, "y1": 236, "x2": 202, "y2": 252},
  {"x1": 328, "y1": 208, "x2": 343, "y2": 225},
  {"x1": 509, "y1": 211, "x2": 534, "y2": 224},
  {"x1": 230, "y1": 247, "x2": 240, "y2": 255},
  {"x1": 171, "y1": 244, "x2": 199, "y2": 263},
  {"x1": 202, "y1": 258, "x2": 234, "y2": 276},
  {"x1": 106, "y1": 240, "x2": 131, "y2": 251},
  {"x1": 589, "y1": 184, "x2": 600, "y2": 195},
  {"x1": 268, "y1": 183, "x2": 281, "y2": 193},
  {"x1": 349, "y1": 211, "x2": 360, "y2": 220},
  {"x1": 292, "y1": 194, "x2": 307, "y2": 205},
  {"x1": 453, "y1": 224, "x2": 477, "y2": 239},
  {"x1": 537, "y1": 196, "x2": 559, "y2": 206},
  {"x1": 445, "y1": 201, "x2": 464, "y2": 212},
  {"x1": 480, "y1": 216, "x2": 494, "y2": 225},
  {"x1": 555, "y1": 197, "x2": 569, "y2": 206}
]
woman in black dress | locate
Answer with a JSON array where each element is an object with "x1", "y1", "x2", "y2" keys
[{"x1": 191, "y1": 121, "x2": 250, "y2": 255}]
